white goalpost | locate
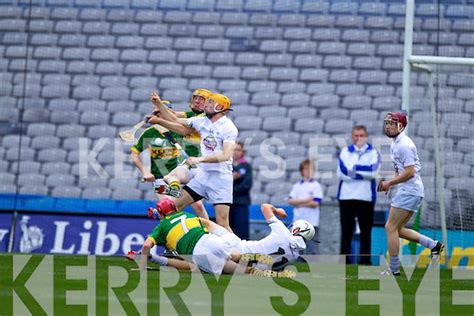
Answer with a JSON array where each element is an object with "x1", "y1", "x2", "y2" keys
[{"x1": 402, "y1": 0, "x2": 474, "y2": 255}]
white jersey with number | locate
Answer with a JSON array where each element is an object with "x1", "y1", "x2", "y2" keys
[
  {"x1": 236, "y1": 218, "x2": 306, "y2": 270},
  {"x1": 390, "y1": 132, "x2": 424, "y2": 197},
  {"x1": 187, "y1": 115, "x2": 238, "y2": 174}
]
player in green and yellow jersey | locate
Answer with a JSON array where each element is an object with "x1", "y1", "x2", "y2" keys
[
  {"x1": 139, "y1": 198, "x2": 235, "y2": 274},
  {"x1": 130, "y1": 102, "x2": 184, "y2": 200},
  {"x1": 130, "y1": 126, "x2": 182, "y2": 181},
  {"x1": 130, "y1": 99, "x2": 209, "y2": 218},
  {"x1": 145, "y1": 89, "x2": 212, "y2": 219},
  {"x1": 135, "y1": 199, "x2": 279, "y2": 276},
  {"x1": 148, "y1": 203, "x2": 206, "y2": 255}
]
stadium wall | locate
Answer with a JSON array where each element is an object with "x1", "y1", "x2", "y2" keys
[
  {"x1": 0, "y1": 193, "x2": 344, "y2": 254},
  {"x1": 1, "y1": 194, "x2": 472, "y2": 265}
]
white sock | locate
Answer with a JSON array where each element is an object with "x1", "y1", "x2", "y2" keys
[
  {"x1": 153, "y1": 179, "x2": 166, "y2": 187},
  {"x1": 419, "y1": 235, "x2": 437, "y2": 250},
  {"x1": 150, "y1": 254, "x2": 169, "y2": 266},
  {"x1": 389, "y1": 256, "x2": 400, "y2": 273}
]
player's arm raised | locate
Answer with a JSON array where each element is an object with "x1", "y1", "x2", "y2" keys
[
  {"x1": 149, "y1": 116, "x2": 193, "y2": 136},
  {"x1": 150, "y1": 91, "x2": 178, "y2": 122},
  {"x1": 261, "y1": 203, "x2": 287, "y2": 221},
  {"x1": 174, "y1": 111, "x2": 188, "y2": 119}
]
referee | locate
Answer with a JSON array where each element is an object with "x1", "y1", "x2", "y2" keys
[{"x1": 337, "y1": 125, "x2": 380, "y2": 265}]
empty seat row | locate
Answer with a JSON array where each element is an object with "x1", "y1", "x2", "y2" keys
[
  {"x1": 2, "y1": 4, "x2": 473, "y2": 27},
  {"x1": 0, "y1": 176, "x2": 470, "y2": 205}
]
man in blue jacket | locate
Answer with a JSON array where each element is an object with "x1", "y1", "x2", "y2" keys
[
  {"x1": 337, "y1": 125, "x2": 381, "y2": 265},
  {"x1": 230, "y1": 142, "x2": 253, "y2": 239}
]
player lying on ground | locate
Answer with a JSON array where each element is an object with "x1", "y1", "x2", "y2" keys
[
  {"x1": 147, "y1": 91, "x2": 238, "y2": 232},
  {"x1": 378, "y1": 111, "x2": 444, "y2": 276},
  {"x1": 198, "y1": 203, "x2": 316, "y2": 271},
  {"x1": 130, "y1": 97, "x2": 208, "y2": 218},
  {"x1": 133, "y1": 199, "x2": 294, "y2": 278},
  {"x1": 146, "y1": 201, "x2": 313, "y2": 273}
]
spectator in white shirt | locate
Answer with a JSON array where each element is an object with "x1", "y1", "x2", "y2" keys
[{"x1": 288, "y1": 159, "x2": 324, "y2": 254}]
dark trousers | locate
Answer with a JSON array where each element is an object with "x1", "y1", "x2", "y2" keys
[
  {"x1": 339, "y1": 199, "x2": 374, "y2": 264},
  {"x1": 230, "y1": 204, "x2": 249, "y2": 240}
]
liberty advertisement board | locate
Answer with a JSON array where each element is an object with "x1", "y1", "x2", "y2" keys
[{"x1": 8, "y1": 212, "x2": 163, "y2": 255}]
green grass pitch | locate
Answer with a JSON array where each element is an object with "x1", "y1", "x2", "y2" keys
[{"x1": 0, "y1": 255, "x2": 472, "y2": 316}]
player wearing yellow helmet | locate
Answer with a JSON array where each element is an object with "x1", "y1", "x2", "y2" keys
[
  {"x1": 173, "y1": 88, "x2": 212, "y2": 118},
  {"x1": 148, "y1": 92, "x2": 238, "y2": 232},
  {"x1": 204, "y1": 93, "x2": 232, "y2": 116},
  {"x1": 138, "y1": 91, "x2": 210, "y2": 220}
]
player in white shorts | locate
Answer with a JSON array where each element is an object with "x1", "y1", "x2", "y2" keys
[
  {"x1": 128, "y1": 199, "x2": 294, "y2": 278},
  {"x1": 149, "y1": 92, "x2": 238, "y2": 232},
  {"x1": 377, "y1": 112, "x2": 444, "y2": 276},
  {"x1": 202, "y1": 203, "x2": 315, "y2": 272},
  {"x1": 130, "y1": 95, "x2": 209, "y2": 220}
]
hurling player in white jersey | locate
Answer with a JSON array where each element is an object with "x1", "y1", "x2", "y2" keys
[
  {"x1": 149, "y1": 92, "x2": 238, "y2": 232},
  {"x1": 201, "y1": 203, "x2": 315, "y2": 272},
  {"x1": 129, "y1": 199, "x2": 295, "y2": 278},
  {"x1": 378, "y1": 112, "x2": 444, "y2": 276}
]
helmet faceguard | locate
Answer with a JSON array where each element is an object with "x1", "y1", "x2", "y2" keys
[
  {"x1": 384, "y1": 112, "x2": 407, "y2": 138},
  {"x1": 189, "y1": 89, "x2": 212, "y2": 113},
  {"x1": 205, "y1": 93, "x2": 231, "y2": 118},
  {"x1": 289, "y1": 220, "x2": 315, "y2": 241}
]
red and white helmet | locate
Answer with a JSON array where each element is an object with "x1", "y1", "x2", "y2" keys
[
  {"x1": 384, "y1": 111, "x2": 407, "y2": 137},
  {"x1": 155, "y1": 198, "x2": 178, "y2": 217}
]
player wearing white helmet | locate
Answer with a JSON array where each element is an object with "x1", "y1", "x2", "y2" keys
[
  {"x1": 202, "y1": 203, "x2": 317, "y2": 272},
  {"x1": 128, "y1": 199, "x2": 295, "y2": 278},
  {"x1": 378, "y1": 111, "x2": 443, "y2": 276}
]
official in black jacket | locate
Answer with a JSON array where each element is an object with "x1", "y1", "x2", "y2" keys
[{"x1": 230, "y1": 142, "x2": 253, "y2": 239}]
